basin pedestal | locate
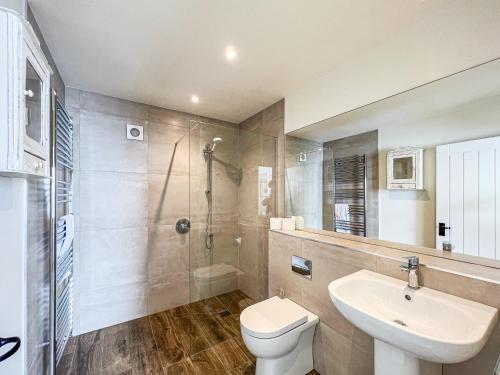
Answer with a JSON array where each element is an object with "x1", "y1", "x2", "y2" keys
[{"x1": 375, "y1": 339, "x2": 419, "y2": 375}]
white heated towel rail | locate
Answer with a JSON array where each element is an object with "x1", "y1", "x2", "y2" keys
[{"x1": 54, "y1": 97, "x2": 73, "y2": 364}]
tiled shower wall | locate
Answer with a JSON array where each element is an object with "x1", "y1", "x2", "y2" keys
[
  {"x1": 67, "y1": 88, "x2": 236, "y2": 334},
  {"x1": 238, "y1": 99, "x2": 285, "y2": 301}
]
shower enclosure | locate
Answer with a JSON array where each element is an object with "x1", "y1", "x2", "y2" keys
[
  {"x1": 187, "y1": 121, "x2": 277, "y2": 305},
  {"x1": 52, "y1": 113, "x2": 277, "y2": 372}
]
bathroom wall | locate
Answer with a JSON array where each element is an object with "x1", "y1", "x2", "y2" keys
[
  {"x1": 67, "y1": 88, "x2": 236, "y2": 334},
  {"x1": 269, "y1": 230, "x2": 500, "y2": 375},
  {"x1": 323, "y1": 130, "x2": 379, "y2": 238},
  {"x1": 237, "y1": 99, "x2": 283, "y2": 301}
]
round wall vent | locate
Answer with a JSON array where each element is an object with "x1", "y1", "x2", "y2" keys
[{"x1": 127, "y1": 124, "x2": 144, "y2": 141}]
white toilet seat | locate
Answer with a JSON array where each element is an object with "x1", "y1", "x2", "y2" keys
[
  {"x1": 240, "y1": 296, "x2": 308, "y2": 339},
  {"x1": 240, "y1": 296, "x2": 319, "y2": 375}
]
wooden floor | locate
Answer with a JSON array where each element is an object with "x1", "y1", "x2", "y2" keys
[{"x1": 56, "y1": 290, "x2": 319, "y2": 375}]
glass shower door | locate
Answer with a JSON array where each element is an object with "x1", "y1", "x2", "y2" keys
[
  {"x1": 188, "y1": 121, "x2": 277, "y2": 303},
  {"x1": 187, "y1": 120, "x2": 277, "y2": 358},
  {"x1": 189, "y1": 121, "x2": 241, "y2": 302}
]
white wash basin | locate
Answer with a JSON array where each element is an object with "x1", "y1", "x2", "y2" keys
[{"x1": 328, "y1": 270, "x2": 497, "y2": 369}]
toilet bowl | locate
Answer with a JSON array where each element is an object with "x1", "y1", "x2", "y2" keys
[{"x1": 240, "y1": 296, "x2": 319, "y2": 375}]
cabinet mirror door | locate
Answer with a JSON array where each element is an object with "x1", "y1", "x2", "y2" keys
[
  {"x1": 25, "y1": 60, "x2": 43, "y2": 145},
  {"x1": 22, "y1": 40, "x2": 50, "y2": 162},
  {"x1": 392, "y1": 155, "x2": 415, "y2": 181}
]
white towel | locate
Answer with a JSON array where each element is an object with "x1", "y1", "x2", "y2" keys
[
  {"x1": 295, "y1": 216, "x2": 305, "y2": 230},
  {"x1": 270, "y1": 217, "x2": 283, "y2": 230},
  {"x1": 335, "y1": 204, "x2": 350, "y2": 221},
  {"x1": 334, "y1": 204, "x2": 350, "y2": 233},
  {"x1": 60, "y1": 214, "x2": 74, "y2": 256},
  {"x1": 282, "y1": 217, "x2": 296, "y2": 231}
]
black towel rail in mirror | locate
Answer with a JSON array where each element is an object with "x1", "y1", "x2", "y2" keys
[{"x1": 332, "y1": 154, "x2": 367, "y2": 237}]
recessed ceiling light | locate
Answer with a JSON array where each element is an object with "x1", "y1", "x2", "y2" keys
[
  {"x1": 225, "y1": 46, "x2": 238, "y2": 61},
  {"x1": 191, "y1": 95, "x2": 199, "y2": 103}
]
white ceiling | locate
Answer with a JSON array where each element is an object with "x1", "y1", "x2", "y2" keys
[{"x1": 29, "y1": 0, "x2": 452, "y2": 123}]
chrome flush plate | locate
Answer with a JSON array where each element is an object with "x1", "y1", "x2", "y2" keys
[{"x1": 291, "y1": 255, "x2": 312, "y2": 279}]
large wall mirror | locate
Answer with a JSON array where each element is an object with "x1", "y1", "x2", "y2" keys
[{"x1": 285, "y1": 58, "x2": 500, "y2": 266}]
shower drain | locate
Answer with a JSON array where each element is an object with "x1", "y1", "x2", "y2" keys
[{"x1": 393, "y1": 319, "x2": 407, "y2": 327}]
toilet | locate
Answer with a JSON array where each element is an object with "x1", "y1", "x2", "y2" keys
[{"x1": 240, "y1": 296, "x2": 319, "y2": 375}]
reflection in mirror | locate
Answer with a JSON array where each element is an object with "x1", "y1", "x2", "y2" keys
[
  {"x1": 285, "y1": 58, "x2": 500, "y2": 262},
  {"x1": 286, "y1": 130, "x2": 379, "y2": 238},
  {"x1": 258, "y1": 166, "x2": 273, "y2": 216}
]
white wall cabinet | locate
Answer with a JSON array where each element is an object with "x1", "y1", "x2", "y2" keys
[
  {"x1": 386, "y1": 148, "x2": 424, "y2": 190},
  {"x1": 0, "y1": 7, "x2": 54, "y2": 375},
  {"x1": 0, "y1": 7, "x2": 52, "y2": 177}
]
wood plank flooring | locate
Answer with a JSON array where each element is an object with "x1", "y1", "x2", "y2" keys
[{"x1": 56, "y1": 290, "x2": 320, "y2": 375}]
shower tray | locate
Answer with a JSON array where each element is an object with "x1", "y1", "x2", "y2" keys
[{"x1": 192, "y1": 263, "x2": 242, "y2": 300}]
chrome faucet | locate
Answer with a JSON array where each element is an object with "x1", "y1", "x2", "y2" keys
[{"x1": 400, "y1": 256, "x2": 420, "y2": 290}]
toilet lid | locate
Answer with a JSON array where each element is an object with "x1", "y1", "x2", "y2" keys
[{"x1": 240, "y1": 296, "x2": 308, "y2": 339}]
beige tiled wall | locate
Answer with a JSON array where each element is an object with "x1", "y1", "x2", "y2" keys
[
  {"x1": 269, "y1": 230, "x2": 500, "y2": 375},
  {"x1": 67, "y1": 88, "x2": 237, "y2": 334},
  {"x1": 238, "y1": 99, "x2": 284, "y2": 302}
]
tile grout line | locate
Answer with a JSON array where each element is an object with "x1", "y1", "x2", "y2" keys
[
  {"x1": 188, "y1": 339, "x2": 230, "y2": 375},
  {"x1": 98, "y1": 330, "x2": 105, "y2": 373},
  {"x1": 163, "y1": 309, "x2": 194, "y2": 369},
  {"x1": 146, "y1": 313, "x2": 169, "y2": 375},
  {"x1": 66, "y1": 349, "x2": 76, "y2": 375},
  {"x1": 164, "y1": 293, "x2": 246, "y2": 372}
]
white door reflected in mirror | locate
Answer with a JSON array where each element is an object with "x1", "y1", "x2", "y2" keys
[{"x1": 436, "y1": 135, "x2": 500, "y2": 260}]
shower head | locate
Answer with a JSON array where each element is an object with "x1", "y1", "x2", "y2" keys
[{"x1": 211, "y1": 137, "x2": 223, "y2": 151}]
